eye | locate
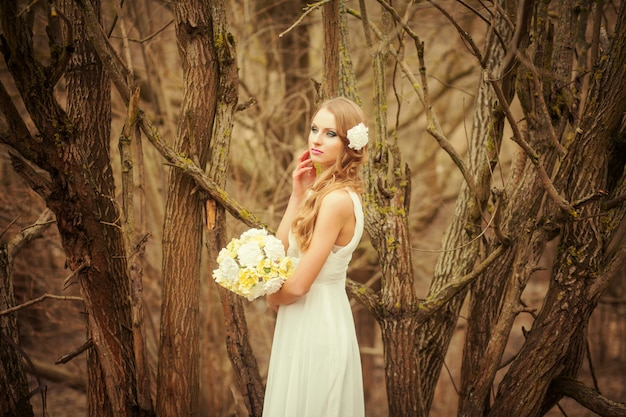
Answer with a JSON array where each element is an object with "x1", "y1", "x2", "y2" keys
[
  {"x1": 326, "y1": 130, "x2": 337, "y2": 137},
  {"x1": 310, "y1": 125, "x2": 318, "y2": 133}
]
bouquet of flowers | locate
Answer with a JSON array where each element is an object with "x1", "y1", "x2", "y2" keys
[{"x1": 212, "y1": 228, "x2": 294, "y2": 301}]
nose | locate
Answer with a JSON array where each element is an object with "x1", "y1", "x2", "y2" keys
[{"x1": 310, "y1": 131, "x2": 322, "y2": 145}]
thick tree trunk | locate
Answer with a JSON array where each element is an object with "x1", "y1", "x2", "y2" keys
[
  {"x1": 363, "y1": 11, "x2": 421, "y2": 417},
  {"x1": 1, "y1": 1, "x2": 140, "y2": 415},
  {"x1": 201, "y1": 2, "x2": 265, "y2": 416},
  {"x1": 420, "y1": 1, "x2": 516, "y2": 412},
  {"x1": 489, "y1": 3, "x2": 626, "y2": 415},
  {"x1": 61, "y1": 3, "x2": 140, "y2": 416},
  {"x1": 156, "y1": 1, "x2": 218, "y2": 416}
]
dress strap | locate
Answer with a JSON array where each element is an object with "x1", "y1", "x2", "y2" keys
[{"x1": 343, "y1": 190, "x2": 364, "y2": 251}]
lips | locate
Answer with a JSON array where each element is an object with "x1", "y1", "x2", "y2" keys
[{"x1": 310, "y1": 148, "x2": 323, "y2": 155}]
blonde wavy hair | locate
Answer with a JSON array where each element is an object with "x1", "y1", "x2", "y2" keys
[{"x1": 292, "y1": 97, "x2": 369, "y2": 251}]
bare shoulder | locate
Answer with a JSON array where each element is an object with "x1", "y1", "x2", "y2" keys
[{"x1": 319, "y1": 189, "x2": 354, "y2": 218}]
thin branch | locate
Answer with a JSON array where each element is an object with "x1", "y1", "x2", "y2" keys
[
  {"x1": 278, "y1": 0, "x2": 330, "y2": 38},
  {"x1": 487, "y1": 72, "x2": 577, "y2": 217},
  {"x1": 63, "y1": 261, "x2": 89, "y2": 290},
  {"x1": 427, "y1": 0, "x2": 483, "y2": 62},
  {"x1": 7, "y1": 208, "x2": 56, "y2": 259},
  {"x1": 55, "y1": 338, "x2": 93, "y2": 365},
  {"x1": 125, "y1": 20, "x2": 174, "y2": 44},
  {"x1": 137, "y1": 111, "x2": 271, "y2": 230},
  {"x1": 0, "y1": 293, "x2": 83, "y2": 317},
  {"x1": 456, "y1": 0, "x2": 492, "y2": 27},
  {"x1": 47, "y1": 4, "x2": 74, "y2": 87},
  {"x1": 417, "y1": 243, "x2": 508, "y2": 318},
  {"x1": 346, "y1": 277, "x2": 383, "y2": 320},
  {"x1": 491, "y1": 188, "x2": 509, "y2": 245},
  {"x1": 515, "y1": 52, "x2": 566, "y2": 155},
  {"x1": 374, "y1": 0, "x2": 479, "y2": 200},
  {"x1": 0, "y1": 216, "x2": 19, "y2": 242},
  {"x1": 603, "y1": 193, "x2": 626, "y2": 210}
]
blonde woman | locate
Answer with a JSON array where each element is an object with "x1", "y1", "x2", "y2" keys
[{"x1": 264, "y1": 97, "x2": 368, "y2": 417}]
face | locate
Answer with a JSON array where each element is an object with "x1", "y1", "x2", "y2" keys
[{"x1": 308, "y1": 108, "x2": 344, "y2": 170}]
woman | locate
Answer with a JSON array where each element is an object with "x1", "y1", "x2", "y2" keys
[{"x1": 263, "y1": 97, "x2": 368, "y2": 417}]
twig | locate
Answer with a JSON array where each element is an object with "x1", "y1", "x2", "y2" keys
[
  {"x1": 63, "y1": 261, "x2": 89, "y2": 290},
  {"x1": 0, "y1": 215, "x2": 19, "y2": 242},
  {"x1": 427, "y1": 0, "x2": 483, "y2": 62},
  {"x1": 515, "y1": 52, "x2": 566, "y2": 155},
  {"x1": 487, "y1": 71, "x2": 577, "y2": 217},
  {"x1": 375, "y1": 0, "x2": 479, "y2": 200},
  {"x1": 492, "y1": 188, "x2": 509, "y2": 245},
  {"x1": 55, "y1": 339, "x2": 93, "y2": 365},
  {"x1": 48, "y1": 4, "x2": 74, "y2": 88},
  {"x1": 0, "y1": 294, "x2": 83, "y2": 317},
  {"x1": 602, "y1": 193, "x2": 626, "y2": 210},
  {"x1": 7, "y1": 209, "x2": 56, "y2": 259},
  {"x1": 417, "y1": 243, "x2": 508, "y2": 318},
  {"x1": 278, "y1": 0, "x2": 330, "y2": 38}
]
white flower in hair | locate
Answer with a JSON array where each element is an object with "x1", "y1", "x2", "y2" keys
[{"x1": 346, "y1": 122, "x2": 369, "y2": 150}]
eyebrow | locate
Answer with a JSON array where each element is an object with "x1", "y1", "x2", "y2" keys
[{"x1": 311, "y1": 123, "x2": 337, "y2": 132}]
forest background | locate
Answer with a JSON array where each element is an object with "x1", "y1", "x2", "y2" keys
[{"x1": 1, "y1": 0, "x2": 625, "y2": 417}]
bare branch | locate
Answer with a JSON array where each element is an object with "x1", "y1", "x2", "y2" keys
[
  {"x1": 515, "y1": 52, "x2": 566, "y2": 155},
  {"x1": 137, "y1": 111, "x2": 271, "y2": 230},
  {"x1": 279, "y1": 0, "x2": 330, "y2": 38},
  {"x1": 0, "y1": 293, "x2": 83, "y2": 317},
  {"x1": 373, "y1": 0, "x2": 479, "y2": 200},
  {"x1": 7, "y1": 209, "x2": 55, "y2": 259},
  {"x1": 417, "y1": 243, "x2": 508, "y2": 318},
  {"x1": 346, "y1": 278, "x2": 382, "y2": 320},
  {"x1": 55, "y1": 338, "x2": 93, "y2": 365},
  {"x1": 427, "y1": 0, "x2": 483, "y2": 62},
  {"x1": 549, "y1": 377, "x2": 626, "y2": 417},
  {"x1": 47, "y1": 4, "x2": 74, "y2": 87},
  {"x1": 487, "y1": 72, "x2": 578, "y2": 217}
]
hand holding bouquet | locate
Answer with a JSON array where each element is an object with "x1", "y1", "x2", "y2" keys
[{"x1": 212, "y1": 228, "x2": 294, "y2": 301}]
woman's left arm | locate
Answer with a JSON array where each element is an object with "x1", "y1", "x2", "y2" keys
[{"x1": 267, "y1": 191, "x2": 353, "y2": 308}]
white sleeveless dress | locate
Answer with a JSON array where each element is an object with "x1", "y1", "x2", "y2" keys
[{"x1": 262, "y1": 190, "x2": 365, "y2": 417}]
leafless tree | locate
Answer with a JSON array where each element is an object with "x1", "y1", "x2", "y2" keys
[{"x1": 1, "y1": 1, "x2": 625, "y2": 417}]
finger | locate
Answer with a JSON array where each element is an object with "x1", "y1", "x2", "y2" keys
[{"x1": 296, "y1": 149, "x2": 308, "y2": 163}]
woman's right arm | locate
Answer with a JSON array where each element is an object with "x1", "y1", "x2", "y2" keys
[{"x1": 276, "y1": 149, "x2": 316, "y2": 249}]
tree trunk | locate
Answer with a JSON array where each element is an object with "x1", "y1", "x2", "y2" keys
[
  {"x1": 1, "y1": 1, "x2": 140, "y2": 415},
  {"x1": 417, "y1": 1, "x2": 515, "y2": 412},
  {"x1": 156, "y1": 1, "x2": 219, "y2": 416},
  {"x1": 362, "y1": 5, "x2": 421, "y2": 415},
  {"x1": 0, "y1": 237, "x2": 34, "y2": 417},
  {"x1": 489, "y1": 3, "x2": 626, "y2": 415},
  {"x1": 200, "y1": 2, "x2": 265, "y2": 416}
]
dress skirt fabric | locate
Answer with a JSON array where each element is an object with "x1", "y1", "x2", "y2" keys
[{"x1": 262, "y1": 190, "x2": 365, "y2": 417}]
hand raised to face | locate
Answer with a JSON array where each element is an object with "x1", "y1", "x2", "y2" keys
[{"x1": 291, "y1": 149, "x2": 316, "y2": 198}]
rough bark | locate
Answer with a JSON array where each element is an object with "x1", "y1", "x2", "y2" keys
[
  {"x1": 489, "y1": 2, "x2": 626, "y2": 415},
  {"x1": 415, "y1": 1, "x2": 516, "y2": 413},
  {"x1": 0, "y1": 211, "x2": 52, "y2": 417},
  {"x1": 155, "y1": 0, "x2": 219, "y2": 416},
  {"x1": 321, "y1": 0, "x2": 340, "y2": 100},
  {"x1": 1, "y1": 1, "x2": 140, "y2": 416},
  {"x1": 360, "y1": 3, "x2": 422, "y2": 415},
  {"x1": 201, "y1": 2, "x2": 265, "y2": 416}
]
